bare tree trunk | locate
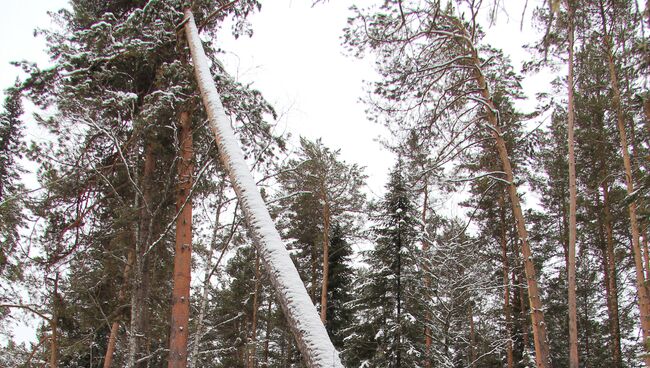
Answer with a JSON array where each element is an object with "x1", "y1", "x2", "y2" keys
[
  {"x1": 499, "y1": 193, "x2": 514, "y2": 368},
  {"x1": 183, "y1": 9, "x2": 343, "y2": 367},
  {"x1": 50, "y1": 273, "x2": 59, "y2": 368},
  {"x1": 422, "y1": 183, "x2": 433, "y2": 368},
  {"x1": 168, "y1": 111, "x2": 194, "y2": 368},
  {"x1": 104, "y1": 249, "x2": 135, "y2": 368},
  {"x1": 600, "y1": 4, "x2": 650, "y2": 364},
  {"x1": 189, "y1": 177, "x2": 227, "y2": 368},
  {"x1": 470, "y1": 48, "x2": 551, "y2": 368},
  {"x1": 248, "y1": 253, "x2": 261, "y2": 368},
  {"x1": 644, "y1": 97, "x2": 650, "y2": 139},
  {"x1": 319, "y1": 191, "x2": 331, "y2": 324},
  {"x1": 263, "y1": 297, "x2": 272, "y2": 367},
  {"x1": 566, "y1": 4, "x2": 579, "y2": 366},
  {"x1": 468, "y1": 302, "x2": 477, "y2": 368},
  {"x1": 128, "y1": 141, "x2": 155, "y2": 368},
  {"x1": 601, "y1": 181, "x2": 623, "y2": 368}
]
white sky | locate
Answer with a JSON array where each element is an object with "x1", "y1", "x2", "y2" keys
[{"x1": 0, "y1": 0, "x2": 552, "y2": 345}]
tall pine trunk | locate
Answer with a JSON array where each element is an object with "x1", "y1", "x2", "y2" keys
[
  {"x1": 183, "y1": 9, "x2": 343, "y2": 367},
  {"x1": 319, "y1": 190, "x2": 330, "y2": 323},
  {"x1": 469, "y1": 47, "x2": 551, "y2": 368},
  {"x1": 566, "y1": 3, "x2": 579, "y2": 366},
  {"x1": 50, "y1": 273, "x2": 59, "y2": 368},
  {"x1": 128, "y1": 140, "x2": 155, "y2": 368},
  {"x1": 168, "y1": 111, "x2": 193, "y2": 368},
  {"x1": 599, "y1": 3, "x2": 650, "y2": 364},
  {"x1": 422, "y1": 183, "x2": 433, "y2": 368},
  {"x1": 499, "y1": 193, "x2": 515, "y2": 368},
  {"x1": 600, "y1": 165, "x2": 623, "y2": 367}
]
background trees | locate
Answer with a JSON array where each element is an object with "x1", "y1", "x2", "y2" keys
[{"x1": 1, "y1": 0, "x2": 650, "y2": 367}]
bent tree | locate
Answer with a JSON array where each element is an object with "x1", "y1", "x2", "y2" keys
[{"x1": 183, "y1": 8, "x2": 343, "y2": 368}]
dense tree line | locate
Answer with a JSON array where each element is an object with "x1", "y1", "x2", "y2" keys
[{"x1": 0, "y1": 0, "x2": 649, "y2": 367}]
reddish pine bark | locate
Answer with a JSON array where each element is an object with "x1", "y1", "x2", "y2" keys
[{"x1": 168, "y1": 111, "x2": 193, "y2": 368}]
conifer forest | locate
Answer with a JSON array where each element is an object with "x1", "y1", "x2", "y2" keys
[{"x1": 2, "y1": 0, "x2": 650, "y2": 367}]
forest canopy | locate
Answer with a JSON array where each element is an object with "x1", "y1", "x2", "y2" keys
[{"x1": 0, "y1": 0, "x2": 649, "y2": 368}]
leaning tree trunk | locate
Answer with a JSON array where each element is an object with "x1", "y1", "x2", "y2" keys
[
  {"x1": 599, "y1": 4, "x2": 650, "y2": 364},
  {"x1": 168, "y1": 110, "x2": 194, "y2": 368},
  {"x1": 566, "y1": 4, "x2": 579, "y2": 367},
  {"x1": 468, "y1": 48, "x2": 552, "y2": 368},
  {"x1": 183, "y1": 9, "x2": 343, "y2": 367}
]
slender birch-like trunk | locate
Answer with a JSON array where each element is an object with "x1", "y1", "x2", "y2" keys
[
  {"x1": 189, "y1": 177, "x2": 227, "y2": 368},
  {"x1": 248, "y1": 253, "x2": 261, "y2": 368},
  {"x1": 183, "y1": 9, "x2": 343, "y2": 367},
  {"x1": 566, "y1": 3, "x2": 579, "y2": 366},
  {"x1": 468, "y1": 302, "x2": 477, "y2": 368},
  {"x1": 319, "y1": 189, "x2": 331, "y2": 323},
  {"x1": 422, "y1": 182, "x2": 433, "y2": 368}
]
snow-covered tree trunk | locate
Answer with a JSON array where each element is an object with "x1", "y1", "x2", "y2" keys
[{"x1": 183, "y1": 9, "x2": 343, "y2": 368}]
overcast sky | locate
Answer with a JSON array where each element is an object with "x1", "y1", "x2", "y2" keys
[{"x1": 0, "y1": 0, "x2": 549, "y2": 203}]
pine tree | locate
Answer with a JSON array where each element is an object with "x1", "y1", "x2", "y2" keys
[{"x1": 0, "y1": 85, "x2": 25, "y2": 282}]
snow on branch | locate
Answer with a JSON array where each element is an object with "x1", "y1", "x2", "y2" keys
[{"x1": 183, "y1": 9, "x2": 343, "y2": 368}]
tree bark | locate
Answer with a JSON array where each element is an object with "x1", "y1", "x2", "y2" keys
[
  {"x1": 319, "y1": 190, "x2": 331, "y2": 324},
  {"x1": 248, "y1": 253, "x2": 261, "y2": 368},
  {"x1": 183, "y1": 9, "x2": 343, "y2": 367},
  {"x1": 566, "y1": 3, "x2": 579, "y2": 366},
  {"x1": 168, "y1": 110, "x2": 193, "y2": 368},
  {"x1": 263, "y1": 297, "x2": 272, "y2": 367},
  {"x1": 50, "y1": 273, "x2": 59, "y2": 368},
  {"x1": 128, "y1": 140, "x2": 155, "y2": 368},
  {"x1": 103, "y1": 248, "x2": 135, "y2": 368},
  {"x1": 469, "y1": 47, "x2": 552, "y2": 368},
  {"x1": 189, "y1": 177, "x2": 227, "y2": 368},
  {"x1": 600, "y1": 4, "x2": 650, "y2": 364},
  {"x1": 499, "y1": 193, "x2": 515, "y2": 368},
  {"x1": 422, "y1": 182, "x2": 433, "y2": 368},
  {"x1": 468, "y1": 302, "x2": 477, "y2": 368},
  {"x1": 601, "y1": 180, "x2": 623, "y2": 368}
]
